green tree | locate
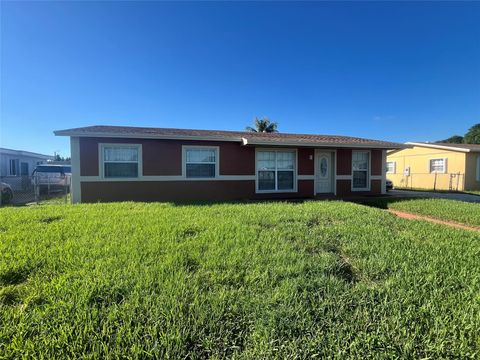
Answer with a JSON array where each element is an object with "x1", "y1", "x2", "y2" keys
[
  {"x1": 463, "y1": 123, "x2": 480, "y2": 144},
  {"x1": 245, "y1": 117, "x2": 278, "y2": 133},
  {"x1": 436, "y1": 135, "x2": 464, "y2": 144},
  {"x1": 54, "y1": 154, "x2": 71, "y2": 162}
]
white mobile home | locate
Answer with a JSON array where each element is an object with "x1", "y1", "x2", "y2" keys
[{"x1": 0, "y1": 147, "x2": 54, "y2": 190}]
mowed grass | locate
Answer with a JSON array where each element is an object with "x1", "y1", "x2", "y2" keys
[
  {"x1": 379, "y1": 198, "x2": 480, "y2": 227},
  {"x1": 0, "y1": 201, "x2": 479, "y2": 358}
]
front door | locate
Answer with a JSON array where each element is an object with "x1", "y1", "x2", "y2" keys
[{"x1": 316, "y1": 152, "x2": 332, "y2": 193}]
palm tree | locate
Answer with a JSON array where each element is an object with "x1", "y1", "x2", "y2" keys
[{"x1": 245, "y1": 117, "x2": 278, "y2": 133}]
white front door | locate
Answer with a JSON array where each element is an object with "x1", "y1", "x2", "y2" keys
[{"x1": 316, "y1": 152, "x2": 333, "y2": 193}]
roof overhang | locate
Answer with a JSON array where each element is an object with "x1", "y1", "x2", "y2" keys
[
  {"x1": 405, "y1": 142, "x2": 472, "y2": 153},
  {"x1": 0, "y1": 147, "x2": 54, "y2": 159},
  {"x1": 54, "y1": 128, "x2": 407, "y2": 150},
  {"x1": 241, "y1": 137, "x2": 406, "y2": 149},
  {"x1": 54, "y1": 130, "x2": 244, "y2": 143}
]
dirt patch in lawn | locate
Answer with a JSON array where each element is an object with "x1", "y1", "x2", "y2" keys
[{"x1": 388, "y1": 209, "x2": 480, "y2": 232}]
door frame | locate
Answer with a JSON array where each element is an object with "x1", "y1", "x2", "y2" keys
[{"x1": 314, "y1": 149, "x2": 337, "y2": 196}]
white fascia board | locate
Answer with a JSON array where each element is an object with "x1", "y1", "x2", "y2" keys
[
  {"x1": 244, "y1": 140, "x2": 406, "y2": 149},
  {"x1": 53, "y1": 131, "x2": 406, "y2": 150},
  {"x1": 54, "y1": 131, "x2": 244, "y2": 143},
  {"x1": 0, "y1": 148, "x2": 54, "y2": 159},
  {"x1": 406, "y1": 142, "x2": 470, "y2": 153}
]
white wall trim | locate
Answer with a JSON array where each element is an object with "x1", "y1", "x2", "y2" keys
[
  {"x1": 70, "y1": 137, "x2": 81, "y2": 203},
  {"x1": 79, "y1": 175, "x2": 256, "y2": 182},
  {"x1": 336, "y1": 175, "x2": 352, "y2": 180},
  {"x1": 298, "y1": 175, "x2": 315, "y2": 180}
]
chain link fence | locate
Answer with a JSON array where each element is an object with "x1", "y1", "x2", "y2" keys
[
  {"x1": 0, "y1": 175, "x2": 71, "y2": 206},
  {"x1": 391, "y1": 172, "x2": 465, "y2": 191}
]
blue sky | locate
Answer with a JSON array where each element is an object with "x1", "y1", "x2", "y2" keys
[{"x1": 1, "y1": 2, "x2": 479, "y2": 157}]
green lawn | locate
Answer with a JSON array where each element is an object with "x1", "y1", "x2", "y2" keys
[
  {"x1": 1, "y1": 201, "x2": 479, "y2": 358},
  {"x1": 375, "y1": 198, "x2": 480, "y2": 227}
]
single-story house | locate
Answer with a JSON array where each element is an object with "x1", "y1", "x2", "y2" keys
[
  {"x1": 54, "y1": 125, "x2": 406, "y2": 203},
  {"x1": 0, "y1": 147, "x2": 54, "y2": 190},
  {"x1": 387, "y1": 142, "x2": 480, "y2": 191}
]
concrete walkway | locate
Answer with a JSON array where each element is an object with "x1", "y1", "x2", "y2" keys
[{"x1": 388, "y1": 189, "x2": 480, "y2": 203}]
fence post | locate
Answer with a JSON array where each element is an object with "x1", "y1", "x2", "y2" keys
[
  {"x1": 34, "y1": 175, "x2": 39, "y2": 203},
  {"x1": 433, "y1": 172, "x2": 437, "y2": 191}
]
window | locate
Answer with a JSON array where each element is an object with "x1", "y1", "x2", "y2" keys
[
  {"x1": 257, "y1": 150, "x2": 296, "y2": 192},
  {"x1": 184, "y1": 147, "x2": 217, "y2": 178},
  {"x1": 429, "y1": 158, "x2": 446, "y2": 173},
  {"x1": 386, "y1": 161, "x2": 396, "y2": 174},
  {"x1": 352, "y1": 151, "x2": 369, "y2": 190},
  {"x1": 9, "y1": 159, "x2": 19, "y2": 176},
  {"x1": 101, "y1": 145, "x2": 140, "y2": 178},
  {"x1": 20, "y1": 162, "x2": 29, "y2": 176}
]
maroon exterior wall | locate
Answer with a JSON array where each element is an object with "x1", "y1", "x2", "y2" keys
[
  {"x1": 79, "y1": 137, "x2": 257, "y2": 177},
  {"x1": 371, "y1": 150, "x2": 383, "y2": 176},
  {"x1": 334, "y1": 149, "x2": 383, "y2": 196},
  {"x1": 336, "y1": 149, "x2": 352, "y2": 175},
  {"x1": 298, "y1": 148, "x2": 314, "y2": 175},
  {"x1": 81, "y1": 181, "x2": 255, "y2": 203},
  {"x1": 81, "y1": 179, "x2": 315, "y2": 203},
  {"x1": 78, "y1": 137, "x2": 385, "y2": 202}
]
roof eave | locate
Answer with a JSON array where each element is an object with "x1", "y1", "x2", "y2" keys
[
  {"x1": 243, "y1": 138, "x2": 406, "y2": 149},
  {"x1": 54, "y1": 130, "x2": 406, "y2": 149},
  {"x1": 54, "y1": 130, "x2": 244, "y2": 143},
  {"x1": 406, "y1": 142, "x2": 471, "y2": 153}
]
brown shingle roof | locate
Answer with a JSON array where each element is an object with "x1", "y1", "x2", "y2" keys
[{"x1": 54, "y1": 125, "x2": 406, "y2": 149}]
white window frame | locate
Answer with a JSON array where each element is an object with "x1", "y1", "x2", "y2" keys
[
  {"x1": 9, "y1": 159, "x2": 19, "y2": 176},
  {"x1": 255, "y1": 148, "x2": 298, "y2": 193},
  {"x1": 351, "y1": 150, "x2": 371, "y2": 192},
  {"x1": 99, "y1": 143, "x2": 142, "y2": 179},
  {"x1": 386, "y1": 161, "x2": 396, "y2": 174},
  {"x1": 182, "y1": 146, "x2": 219, "y2": 179},
  {"x1": 429, "y1": 158, "x2": 447, "y2": 174}
]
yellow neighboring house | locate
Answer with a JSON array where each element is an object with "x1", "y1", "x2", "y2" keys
[{"x1": 387, "y1": 142, "x2": 480, "y2": 191}]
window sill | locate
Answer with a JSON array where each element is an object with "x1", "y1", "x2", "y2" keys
[
  {"x1": 102, "y1": 177, "x2": 140, "y2": 180},
  {"x1": 185, "y1": 177, "x2": 217, "y2": 180},
  {"x1": 255, "y1": 189, "x2": 297, "y2": 194},
  {"x1": 351, "y1": 188, "x2": 371, "y2": 192}
]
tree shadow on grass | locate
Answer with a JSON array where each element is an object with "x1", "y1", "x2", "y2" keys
[{"x1": 355, "y1": 197, "x2": 428, "y2": 210}]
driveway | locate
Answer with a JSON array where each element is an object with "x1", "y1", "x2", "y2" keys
[{"x1": 389, "y1": 189, "x2": 480, "y2": 203}]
